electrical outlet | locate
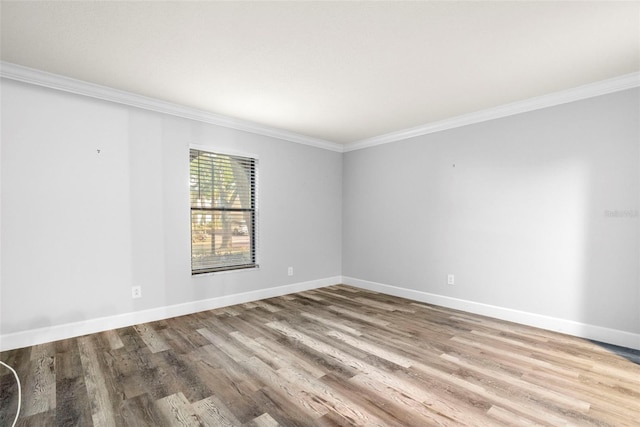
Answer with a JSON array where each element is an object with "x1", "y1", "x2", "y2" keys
[
  {"x1": 447, "y1": 274, "x2": 455, "y2": 285},
  {"x1": 132, "y1": 286, "x2": 142, "y2": 299},
  {"x1": 288, "y1": 267, "x2": 294, "y2": 276}
]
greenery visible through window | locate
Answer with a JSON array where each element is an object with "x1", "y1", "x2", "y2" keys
[{"x1": 190, "y1": 149, "x2": 257, "y2": 274}]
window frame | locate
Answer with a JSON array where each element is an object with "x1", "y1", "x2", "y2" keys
[{"x1": 189, "y1": 146, "x2": 259, "y2": 275}]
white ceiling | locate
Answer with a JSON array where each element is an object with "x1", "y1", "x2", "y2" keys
[{"x1": 1, "y1": 1, "x2": 639, "y2": 144}]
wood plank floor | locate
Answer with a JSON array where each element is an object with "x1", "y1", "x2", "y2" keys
[{"x1": 1, "y1": 285, "x2": 639, "y2": 426}]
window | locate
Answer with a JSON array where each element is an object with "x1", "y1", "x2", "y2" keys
[{"x1": 190, "y1": 148, "x2": 257, "y2": 274}]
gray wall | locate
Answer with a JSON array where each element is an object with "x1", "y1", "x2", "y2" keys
[
  {"x1": 343, "y1": 88, "x2": 639, "y2": 335},
  {"x1": 2, "y1": 76, "x2": 638, "y2": 344},
  {"x1": 1, "y1": 79, "x2": 343, "y2": 336}
]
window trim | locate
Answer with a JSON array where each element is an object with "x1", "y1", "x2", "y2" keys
[{"x1": 189, "y1": 145, "x2": 259, "y2": 275}]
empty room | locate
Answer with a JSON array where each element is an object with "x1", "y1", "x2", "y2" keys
[{"x1": 1, "y1": 1, "x2": 639, "y2": 426}]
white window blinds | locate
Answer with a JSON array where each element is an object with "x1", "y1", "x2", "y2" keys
[{"x1": 190, "y1": 149, "x2": 257, "y2": 274}]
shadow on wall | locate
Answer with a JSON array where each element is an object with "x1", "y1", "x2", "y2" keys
[
  {"x1": 440, "y1": 94, "x2": 640, "y2": 347},
  {"x1": 580, "y1": 103, "x2": 640, "y2": 348}
]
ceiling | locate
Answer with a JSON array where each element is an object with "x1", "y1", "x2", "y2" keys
[{"x1": 1, "y1": 1, "x2": 639, "y2": 145}]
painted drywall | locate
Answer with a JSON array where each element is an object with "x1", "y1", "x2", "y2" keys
[
  {"x1": 0, "y1": 79, "x2": 342, "y2": 337},
  {"x1": 1, "y1": 74, "x2": 638, "y2": 350},
  {"x1": 343, "y1": 88, "x2": 640, "y2": 337}
]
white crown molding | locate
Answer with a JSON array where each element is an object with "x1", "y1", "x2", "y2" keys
[
  {"x1": 3, "y1": 61, "x2": 638, "y2": 154},
  {"x1": 0, "y1": 61, "x2": 345, "y2": 153},
  {"x1": 343, "y1": 276, "x2": 640, "y2": 351},
  {"x1": 344, "y1": 72, "x2": 640, "y2": 152},
  {"x1": 0, "y1": 276, "x2": 342, "y2": 351}
]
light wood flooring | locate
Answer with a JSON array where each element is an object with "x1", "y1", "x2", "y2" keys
[{"x1": 1, "y1": 285, "x2": 639, "y2": 426}]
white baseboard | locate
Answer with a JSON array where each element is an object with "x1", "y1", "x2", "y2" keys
[
  {"x1": 5, "y1": 275, "x2": 637, "y2": 352},
  {"x1": 343, "y1": 276, "x2": 640, "y2": 351},
  {"x1": 0, "y1": 276, "x2": 341, "y2": 351}
]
